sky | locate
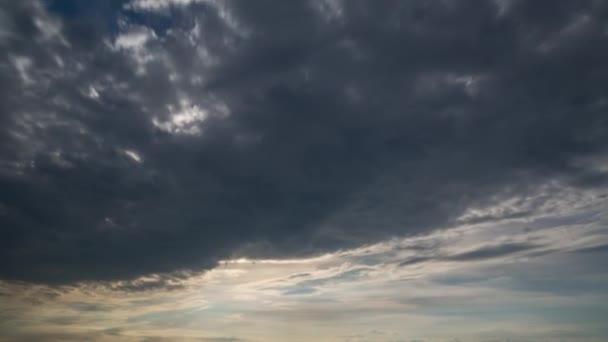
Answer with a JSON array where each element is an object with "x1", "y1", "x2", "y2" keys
[{"x1": 1, "y1": 0, "x2": 608, "y2": 341}]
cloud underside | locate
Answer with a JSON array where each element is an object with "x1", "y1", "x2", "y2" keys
[
  {"x1": 1, "y1": 0, "x2": 608, "y2": 284},
  {"x1": 2, "y1": 209, "x2": 608, "y2": 341}
]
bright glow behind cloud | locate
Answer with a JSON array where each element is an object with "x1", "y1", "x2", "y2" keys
[{"x1": 2, "y1": 184, "x2": 607, "y2": 341}]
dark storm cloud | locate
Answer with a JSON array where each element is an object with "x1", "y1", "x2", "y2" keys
[{"x1": 1, "y1": 0, "x2": 608, "y2": 284}]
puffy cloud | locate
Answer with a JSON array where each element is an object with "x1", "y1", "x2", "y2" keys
[{"x1": 0, "y1": 0, "x2": 608, "y2": 288}]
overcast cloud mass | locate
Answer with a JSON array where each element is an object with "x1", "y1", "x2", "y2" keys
[{"x1": 1, "y1": 0, "x2": 608, "y2": 341}]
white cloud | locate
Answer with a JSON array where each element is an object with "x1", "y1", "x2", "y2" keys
[
  {"x1": 86, "y1": 86, "x2": 100, "y2": 99},
  {"x1": 152, "y1": 97, "x2": 229, "y2": 136},
  {"x1": 33, "y1": 12, "x2": 69, "y2": 46},
  {"x1": 115, "y1": 26, "x2": 156, "y2": 51},
  {"x1": 12, "y1": 56, "x2": 33, "y2": 85},
  {"x1": 124, "y1": 149, "x2": 143, "y2": 163},
  {"x1": 114, "y1": 26, "x2": 158, "y2": 74},
  {"x1": 126, "y1": 0, "x2": 203, "y2": 11},
  {"x1": 153, "y1": 104, "x2": 208, "y2": 136}
]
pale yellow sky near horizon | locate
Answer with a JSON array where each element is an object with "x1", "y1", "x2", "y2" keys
[{"x1": 2, "y1": 185, "x2": 608, "y2": 342}]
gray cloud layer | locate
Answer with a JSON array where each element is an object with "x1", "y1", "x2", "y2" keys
[{"x1": 1, "y1": 0, "x2": 608, "y2": 284}]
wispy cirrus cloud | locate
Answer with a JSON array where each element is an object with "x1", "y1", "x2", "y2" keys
[{"x1": 2, "y1": 185, "x2": 607, "y2": 341}]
